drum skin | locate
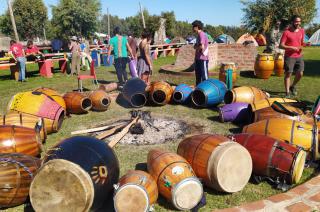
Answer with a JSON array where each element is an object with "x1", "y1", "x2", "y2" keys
[
  {"x1": 243, "y1": 118, "x2": 319, "y2": 160},
  {"x1": 149, "y1": 81, "x2": 173, "y2": 105},
  {"x1": 232, "y1": 133, "x2": 306, "y2": 184},
  {"x1": 219, "y1": 62, "x2": 237, "y2": 84},
  {"x1": 177, "y1": 134, "x2": 252, "y2": 193},
  {"x1": 114, "y1": 170, "x2": 158, "y2": 212},
  {"x1": 250, "y1": 98, "x2": 297, "y2": 112},
  {"x1": 274, "y1": 53, "x2": 284, "y2": 77},
  {"x1": 147, "y1": 149, "x2": 203, "y2": 210},
  {"x1": 0, "y1": 125, "x2": 42, "y2": 157},
  {"x1": 88, "y1": 90, "x2": 111, "y2": 112},
  {"x1": 0, "y1": 153, "x2": 41, "y2": 208},
  {"x1": 224, "y1": 86, "x2": 268, "y2": 104},
  {"x1": 30, "y1": 136, "x2": 119, "y2": 211},
  {"x1": 254, "y1": 54, "x2": 274, "y2": 79},
  {"x1": 33, "y1": 87, "x2": 66, "y2": 110},
  {"x1": 63, "y1": 92, "x2": 92, "y2": 114}
]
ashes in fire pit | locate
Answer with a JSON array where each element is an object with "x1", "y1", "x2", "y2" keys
[{"x1": 105, "y1": 111, "x2": 196, "y2": 145}]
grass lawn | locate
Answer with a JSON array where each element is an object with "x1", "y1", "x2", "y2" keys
[{"x1": 1, "y1": 47, "x2": 319, "y2": 211}]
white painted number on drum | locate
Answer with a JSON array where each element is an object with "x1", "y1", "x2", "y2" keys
[
  {"x1": 90, "y1": 166, "x2": 108, "y2": 184},
  {"x1": 172, "y1": 166, "x2": 184, "y2": 175}
]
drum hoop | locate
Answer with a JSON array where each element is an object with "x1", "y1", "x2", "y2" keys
[
  {"x1": 114, "y1": 183, "x2": 149, "y2": 212},
  {"x1": 171, "y1": 177, "x2": 203, "y2": 210},
  {"x1": 290, "y1": 149, "x2": 305, "y2": 183},
  {"x1": 173, "y1": 91, "x2": 184, "y2": 103}
]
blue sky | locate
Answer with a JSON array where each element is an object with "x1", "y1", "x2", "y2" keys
[{"x1": 1, "y1": 0, "x2": 320, "y2": 26}]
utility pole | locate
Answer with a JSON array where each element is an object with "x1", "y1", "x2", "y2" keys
[
  {"x1": 107, "y1": 8, "x2": 110, "y2": 36},
  {"x1": 139, "y1": 2, "x2": 146, "y2": 29},
  {"x1": 7, "y1": 0, "x2": 19, "y2": 41}
]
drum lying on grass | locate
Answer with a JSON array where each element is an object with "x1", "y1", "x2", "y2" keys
[
  {"x1": 33, "y1": 87, "x2": 66, "y2": 110},
  {"x1": 63, "y1": 92, "x2": 92, "y2": 114},
  {"x1": 122, "y1": 78, "x2": 147, "y2": 108},
  {"x1": 218, "y1": 102, "x2": 251, "y2": 123},
  {"x1": 149, "y1": 81, "x2": 173, "y2": 106},
  {"x1": 88, "y1": 90, "x2": 111, "y2": 111},
  {"x1": 224, "y1": 86, "x2": 267, "y2": 104},
  {"x1": 173, "y1": 84, "x2": 193, "y2": 104}
]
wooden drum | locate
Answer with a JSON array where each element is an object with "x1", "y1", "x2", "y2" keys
[
  {"x1": 149, "y1": 81, "x2": 173, "y2": 105},
  {"x1": 0, "y1": 153, "x2": 41, "y2": 208},
  {"x1": 177, "y1": 134, "x2": 252, "y2": 193},
  {"x1": 254, "y1": 53, "x2": 274, "y2": 79},
  {"x1": 147, "y1": 149, "x2": 203, "y2": 210},
  {"x1": 274, "y1": 53, "x2": 284, "y2": 77},
  {"x1": 250, "y1": 98, "x2": 297, "y2": 112},
  {"x1": 219, "y1": 62, "x2": 237, "y2": 84},
  {"x1": 224, "y1": 86, "x2": 267, "y2": 104},
  {"x1": 114, "y1": 170, "x2": 158, "y2": 212},
  {"x1": 233, "y1": 134, "x2": 306, "y2": 184},
  {"x1": 63, "y1": 92, "x2": 92, "y2": 114},
  {"x1": 33, "y1": 87, "x2": 66, "y2": 110},
  {"x1": 88, "y1": 90, "x2": 111, "y2": 112}
]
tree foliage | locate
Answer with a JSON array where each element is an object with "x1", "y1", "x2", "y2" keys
[{"x1": 1, "y1": 0, "x2": 47, "y2": 40}]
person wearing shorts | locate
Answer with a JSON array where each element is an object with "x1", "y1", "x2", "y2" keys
[{"x1": 280, "y1": 15, "x2": 305, "y2": 97}]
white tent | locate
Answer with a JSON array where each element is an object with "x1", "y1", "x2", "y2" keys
[
  {"x1": 94, "y1": 32, "x2": 107, "y2": 38},
  {"x1": 309, "y1": 29, "x2": 320, "y2": 46}
]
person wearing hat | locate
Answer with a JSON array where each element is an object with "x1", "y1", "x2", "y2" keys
[{"x1": 69, "y1": 36, "x2": 81, "y2": 75}]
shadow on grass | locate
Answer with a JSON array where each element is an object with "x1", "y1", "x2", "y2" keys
[
  {"x1": 239, "y1": 70, "x2": 256, "y2": 79},
  {"x1": 304, "y1": 60, "x2": 320, "y2": 77},
  {"x1": 116, "y1": 93, "x2": 134, "y2": 109}
]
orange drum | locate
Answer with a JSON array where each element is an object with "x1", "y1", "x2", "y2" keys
[
  {"x1": 88, "y1": 90, "x2": 111, "y2": 112},
  {"x1": 224, "y1": 86, "x2": 268, "y2": 104},
  {"x1": 219, "y1": 62, "x2": 237, "y2": 84},
  {"x1": 177, "y1": 134, "x2": 252, "y2": 193},
  {"x1": 114, "y1": 170, "x2": 158, "y2": 212},
  {"x1": 0, "y1": 153, "x2": 41, "y2": 208},
  {"x1": 149, "y1": 81, "x2": 173, "y2": 105},
  {"x1": 274, "y1": 53, "x2": 284, "y2": 77},
  {"x1": 63, "y1": 92, "x2": 92, "y2": 114},
  {"x1": 147, "y1": 149, "x2": 203, "y2": 210},
  {"x1": 254, "y1": 53, "x2": 274, "y2": 79}
]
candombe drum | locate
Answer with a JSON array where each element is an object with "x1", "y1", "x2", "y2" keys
[
  {"x1": 173, "y1": 84, "x2": 193, "y2": 104},
  {"x1": 33, "y1": 87, "x2": 66, "y2": 110},
  {"x1": 219, "y1": 102, "x2": 251, "y2": 124},
  {"x1": 243, "y1": 118, "x2": 319, "y2": 160},
  {"x1": 249, "y1": 98, "x2": 298, "y2": 112},
  {"x1": 114, "y1": 170, "x2": 158, "y2": 212},
  {"x1": 224, "y1": 86, "x2": 268, "y2": 104},
  {"x1": 191, "y1": 78, "x2": 227, "y2": 107},
  {"x1": 149, "y1": 81, "x2": 173, "y2": 105},
  {"x1": 0, "y1": 153, "x2": 41, "y2": 208},
  {"x1": 122, "y1": 78, "x2": 147, "y2": 108},
  {"x1": 63, "y1": 92, "x2": 92, "y2": 114},
  {"x1": 274, "y1": 53, "x2": 285, "y2": 77},
  {"x1": 232, "y1": 134, "x2": 306, "y2": 184},
  {"x1": 7, "y1": 91, "x2": 65, "y2": 134},
  {"x1": 177, "y1": 134, "x2": 252, "y2": 193},
  {"x1": 254, "y1": 53, "x2": 274, "y2": 79},
  {"x1": 147, "y1": 149, "x2": 203, "y2": 210},
  {"x1": 1, "y1": 112, "x2": 47, "y2": 142},
  {"x1": 30, "y1": 136, "x2": 120, "y2": 212},
  {"x1": 219, "y1": 62, "x2": 237, "y2": 84},
  {"x1": 88, "y1": 90, "x2": 111, "y2": 111},
  {"x1": 0, "y1": 125, "x2": 42, "y2": 156}
]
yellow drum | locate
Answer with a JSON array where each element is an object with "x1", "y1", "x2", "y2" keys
[
  {"x1": 250, "y1": 98, "x2": 297, "y2": 112},
  {"x1": 254, "y1": 54, "x2": 274, "y2": 79},
  {"x1": 274, "y1": 53, "x2": 284, "y2": 77}
]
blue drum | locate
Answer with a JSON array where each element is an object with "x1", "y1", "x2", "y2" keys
[{"x1": 173, "y1": 84, "x2": 193, "y2": 104}]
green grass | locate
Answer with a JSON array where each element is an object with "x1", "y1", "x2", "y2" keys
[{"x1": 1, "y1": 47, "x2": 320, "y2": 212}]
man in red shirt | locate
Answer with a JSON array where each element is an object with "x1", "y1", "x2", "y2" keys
[
  {"x1": 280, "y1": 15, "x2": 304, "y2": 97},
  {"x1": 9, "y1": 40, "x2": 27, "y2": 82}
]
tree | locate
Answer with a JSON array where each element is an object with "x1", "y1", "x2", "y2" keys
[
  {"x1": 51, "y1": 0, "x2": 100, "y2": 39},
  {"x1": 1, "y1": 0, "x2": 47, "y2": 40},
  {"x1": 241, "y1": 0, "x2": 317, "y2": 32}
]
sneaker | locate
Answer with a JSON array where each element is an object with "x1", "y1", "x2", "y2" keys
[
  {"x1": 289, "y1": 86, "x2": 297, "y2": 96},
  {"x1": 285, "y1": 93, "x2": 291, "y2": 98}
]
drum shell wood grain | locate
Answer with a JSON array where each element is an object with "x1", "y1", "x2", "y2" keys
[
  {"x1": 224, "y1": 86, "x2": 268, "y2": 104},
  {"x1": 114, "y1": 170, "x2": 158, "y2": 212},
  {"x1": 233, "y1": 133, "x2": 306, "y2": 184},
  {"x1": 33, "y1": 87, "x2": 66, "y2": 110},
  {"x1": 88, "y1": 90, "x2": 111, "y2": 112},
  {"x1": 250, "y1": 98, "x2": 297, "y2": 112},
  {"x1": 274, "y1": 53, "x2": 284, "y2": 77},
  {"x1": 219, "y1": 63, "x2": 237, "y2": 84},
  {"x1": 147, "y1": 149, "x2": 203, "y2": 210},
  {"x1": 177, "y1": 134, "x2": 252, "y2": 193},
  {"x1": 254, "y1": 54, "x2": 274, "y2": 79},
  {"x1": 243, "y1": 118, "x2": 318, "y2": 160},
  {"x1": 149, "y1": 81, "x2": 173, "y2": 105},
  {"x1": 0, "y1": 125, "x2": 42, "y2": 157},
  {"x1": 1, "y1": 113, "x2": 47, "y2": 142},
  {"x1": 0, "y1": 153, "x2": 41, "y2": 208},
  {"x1": 63, "y1": 92, "x2": 92, "y2": 114}
]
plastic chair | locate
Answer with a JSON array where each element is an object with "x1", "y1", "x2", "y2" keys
[{"x1": 78, "y1": 60, "x2": 98, "y2": 92}]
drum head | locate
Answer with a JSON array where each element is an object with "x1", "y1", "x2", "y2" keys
[
  {"x1": 172, "y1": 177, "x2": 203, "y2": 210},
  {"x1": 30, "y1": 159, "x2": 94, "y2": 212},
  {"x1": 291, "y1": 150, "x2": 306, "y2": 184},
  {"x1": 114, "y1": 184, "x2": 149, "y2": 212}
]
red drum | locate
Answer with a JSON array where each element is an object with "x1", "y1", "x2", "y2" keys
[{"x1": 232, "y1": 133, "x2": 306, "y2": 184}]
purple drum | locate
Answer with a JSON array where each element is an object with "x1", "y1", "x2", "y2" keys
[
  {"x1": 129, "y1": 59, "x2": 138, "y2": 77},
  {"x1": 219, "y1": 102, "x2": 251, "y2": 123}
]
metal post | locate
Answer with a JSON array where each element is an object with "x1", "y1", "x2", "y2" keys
[
  {"x1": 139, "y1": 2, "x2": 146, "y2": 29},
  {"x1": 7, "y1": 0, "x2": 19, "y2": 41},
  {"x1": 107, "y1": 8, "x2": 110, "y2": 36},
  {"x1": 43, "y1": 26, "x2": 47, "y2": 44}
]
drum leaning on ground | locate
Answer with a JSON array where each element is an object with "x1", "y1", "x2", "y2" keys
[
  {"x1": 219, "y1": 62, "x2": 237, "y2": 84},
  {"x1": 0, "y1": 153, "x2": 41, "y2": 208},
  {"x1": 114, "y1": 170, "x2": 158, "y2": 212},
  {"x1": 147, "y1": 149, "x2": 203, "y2": 210},
  {"x1": 177, "y1": 134, "x2": 252, "y2": 193},
  {"x1": 29, "y1": 136, "x2": 120, "y2": 212},
  {"x1": 233, "y1": 133, "x2": 306, "y2": 184},
  {"x1": 149, "y1": 81, "x2": 173, "y2": 105},
  {"x1": 254, "y1": 53, "x2": 274, "y2": 79}
]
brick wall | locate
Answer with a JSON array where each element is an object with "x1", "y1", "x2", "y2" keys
[{"x1": 174, "y1": 43, "x2": 257, "y2": 71}]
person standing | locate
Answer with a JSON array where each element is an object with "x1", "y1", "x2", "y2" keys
[
  {"x1": 137, "y1": 30, "x2": 153, "y2": 84},
  {"x1": 69, "y1": 36, "x2": 81, "y2": 75},
  {"x1": 9, "y1": 40, "x2": 26, "y2": 82},
  {"x1": 280, "y1": 15, "x2": 305, "y2": 98},
  {"x1": 266, "y1": 20, "x2": 281, "y2": 53},
  {"x1": 192, "y1": 20, "x2": 209, "y2": 85},
  {"x1": 108, "y1": 27, "x2": 133, "y2": 86},
  {"x1": 128, "y1": 32, "x2": 138, "y2": 77}
]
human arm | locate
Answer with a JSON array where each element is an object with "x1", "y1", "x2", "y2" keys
[
  {"x1": 126, "y1": 42, "x2": 133, "y2": 58},
  {"x1": 144, "y1": 44, "x2": 153, "y2": 70}
]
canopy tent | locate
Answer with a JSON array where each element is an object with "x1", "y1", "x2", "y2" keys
[
  {"x1": 94, "y1": 32, "x2": 107, "y2": 38},
  {"x1": 186, "y1": 35, "x2": 196, "y2": 44},
  {"x1": 304, "y1": 34, "x2": 309, "y2": 43},
  {"x1": 206, "y1": 33, "x2": 214, "y2": 43},
  {"x1": 236, "y1": 33, "x2": 259, "y2": 46},
  {"x1": 309, "y1": 29, "x2": 320, "y2": 46},
  {"x1": 215, "y1": 34, "x2": 235, "y2": 44}
]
